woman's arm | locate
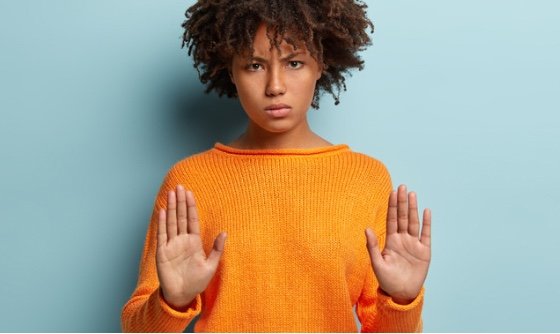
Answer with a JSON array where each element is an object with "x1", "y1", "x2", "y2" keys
[{"x1": 121, "y1": 170, "x2": 227, "y2": 332}]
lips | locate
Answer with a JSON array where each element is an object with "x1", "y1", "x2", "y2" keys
[
  {"x1": 265, "y1": 103, "x2": 291, "y2": 110},
  {"x1": 265, "y1": 104, "x2": 292, "y2": 118}
]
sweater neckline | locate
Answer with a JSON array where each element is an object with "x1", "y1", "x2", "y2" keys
[{"x1": 213, "y1": 142, "x2": 350, "y2": 156}]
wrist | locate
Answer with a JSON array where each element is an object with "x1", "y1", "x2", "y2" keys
[
  {"x1": 378, "y1": 288, "x2": 416, "y2": 305},
  {"x1": 391, "y1": 296, "x2": 415, "y2": 305},
  {"x1": 159, "y1": 287, "x2": 197, "y2": 311}
]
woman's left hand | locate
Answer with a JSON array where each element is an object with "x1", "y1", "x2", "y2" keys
[{"x1": 365, "y1": 184, "x2": 432, "y2": 305}]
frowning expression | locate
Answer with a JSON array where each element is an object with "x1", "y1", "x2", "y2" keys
[{"x1": 229, "y1": 23, "x2": 322, "y2": 133}]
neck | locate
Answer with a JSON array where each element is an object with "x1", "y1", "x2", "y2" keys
[{"x1": 231, "y1": 120, "x2": 331, "y2": 150}]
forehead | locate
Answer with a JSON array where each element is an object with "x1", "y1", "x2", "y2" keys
[{"x1": 250, "y1": 23, "x2": 309, "y2": 56}]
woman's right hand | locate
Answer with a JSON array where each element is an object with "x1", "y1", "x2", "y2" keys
[{"x1": 156, "y1": 184, "x2": 227, "y2": 310}]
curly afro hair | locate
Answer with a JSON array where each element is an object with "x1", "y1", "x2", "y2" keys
[{"x1": 181, "y1": 0, "x2": 374, "y2": 109}]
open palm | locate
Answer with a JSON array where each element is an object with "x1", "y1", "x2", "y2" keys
[
  {"x1": 156, "y1": 185, "x2": 227, "y2": 309},
  {"x1": 366, "y1": 184, "x2": 431, "y2": 304}
]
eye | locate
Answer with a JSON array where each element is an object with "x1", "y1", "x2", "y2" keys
[
  {"x1": 287, "y1": 61, "x2": 303, "y2": 69},
  {"x1": 247, "y1": 63, "x2": 263, "y2": 71}
]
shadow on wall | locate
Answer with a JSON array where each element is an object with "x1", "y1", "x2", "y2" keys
[
  {"x1": 169, "y1": 84, "x2": 246, "y2": 333},
  {"x1": 163, "y1": 78, "x2": 247, "y2": 154},
  {"x1": 116, "y1": 72, "x2": 246, "y2": 332}
]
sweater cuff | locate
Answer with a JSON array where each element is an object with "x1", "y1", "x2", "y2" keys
[
  {"x1": 376, "y1": 287, "x2": 425, "y2": 311},
  {"x1": 157, "y1": 288, "x2": 202, "y2": 319},
  {"x1": 361, "y1": 287, "x2": 424, "y2": 332}
]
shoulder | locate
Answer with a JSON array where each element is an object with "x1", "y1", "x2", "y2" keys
[
  {"x1": 161, "y1": 147, "x2": 216, "y2": 183},
  {"x1": 345, "y1": 151, "x2": 393, "y2": 208},
  {"x1": 344, "y1": 150, "x2": 392, "y2": 182},
  {"x1": 173, "y1": 146, "x2": 216, "y2": 170},
  {"x1": 343, "y1": 150, "x2": 393, "y2": 202},
  {"x1": 151, "y1": 148, "x2": 215, "y2": 205}
]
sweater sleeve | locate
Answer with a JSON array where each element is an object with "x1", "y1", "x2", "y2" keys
[
  {"x1": 120, "y1": 167, "x2": 202, "y2": 332},
  {"x1": 356, "y1": 162, "x2": 425, "y2": 332}
]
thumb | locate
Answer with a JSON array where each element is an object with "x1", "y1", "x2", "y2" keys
[
  {"x1": 207, "y1": 232, "x2": 227, "y2": 269},
  {"x1": 365, "y1": 228, "x2": 383, "y2": 269}
]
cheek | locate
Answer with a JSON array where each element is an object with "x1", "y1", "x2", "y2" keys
[
  {"x1": 234, "y1": 78, "x2": 261, "y2": 111},
  {"x1": 291, "y1": 74, "x2": 318, "y2": 99},
  {"x1": 237, "y1": 81, "x2": 258, "y2": 101}
]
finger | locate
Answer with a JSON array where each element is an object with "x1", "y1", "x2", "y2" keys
[
  {"x1": 176, "y1": 185, "x2": 188, "y2": 234},
  {"x1": 365, "y1": 228, "x2": 384, "y2": 270},
  {"x1": 397, "y1": 184, "x2": 408, "y2": 233},
  {"x1": 408, "y1": 191, "x2": 420, "y2": 238},
  {"x1": 420, "y1": 208, "x2": 432, "y2": 246},
  {"x1": 386, "y1": 190, "x2": 398, "y2": 235},
  {"x1": 186, "y1": 190, "x2": 201, "y2": 235},
  {"x1": 157, "y1": 208, "x2": 167, "y2": 246},
  {"x1": 166, "y1": 190, "x2": 178, "y2": 239},
  {"x1": 207, "y1": 232, "x2": 227, "y2": 269}
]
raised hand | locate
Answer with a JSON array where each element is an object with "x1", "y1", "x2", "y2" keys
[
  {"x1": 365, "y1": 184, "x2": 431, "y2": 305},
  {"x1": 156, "y1": 184, "x2": 227, "y2": 310}
]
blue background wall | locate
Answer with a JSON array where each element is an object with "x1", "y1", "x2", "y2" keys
[{"x1": 1, "y1": 0, "x2": 558, "y2": 331}]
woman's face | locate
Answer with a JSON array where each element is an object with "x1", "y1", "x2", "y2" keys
[{"x1": 229, "y1": 23, "x2": 322, "y2": 136}]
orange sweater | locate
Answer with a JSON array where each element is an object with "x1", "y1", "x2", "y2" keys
[{"x1": 121, "y1": 142, "x2": 425, "y2": 332}]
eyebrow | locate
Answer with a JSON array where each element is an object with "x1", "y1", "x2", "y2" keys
[{"x1": 248, "y1": 51, "x2": 306, "y2": 63}]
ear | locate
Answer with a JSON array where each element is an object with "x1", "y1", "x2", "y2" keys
[
  {"x1": 227, "y1": 62, "x2": 236, "y2": 85},
  {"x1": 316, "y1": 62, "x2": 325, "y2": 81}
]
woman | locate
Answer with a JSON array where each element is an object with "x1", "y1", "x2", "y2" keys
[{"x1": 121, "y1": 1, "x2": 432, "y2": 331}]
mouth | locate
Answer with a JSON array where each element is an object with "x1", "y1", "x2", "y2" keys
[{"x1": 265, "y1": 104, "x2": 292, "y2": 118}]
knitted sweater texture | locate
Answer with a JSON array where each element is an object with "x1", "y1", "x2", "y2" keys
[{"x1": 121, "y1": 142, "x2": 425, "y2": 332}]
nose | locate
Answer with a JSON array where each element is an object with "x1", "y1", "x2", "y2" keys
[{"x1": 265, "y1": 66, "x2": 286, "y2": 97}]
